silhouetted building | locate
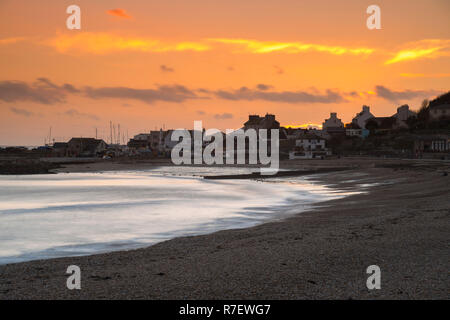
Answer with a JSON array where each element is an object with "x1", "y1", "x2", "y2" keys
[
  {"x1": 52, "y1": 142, "x2": 68, "y2": 157},
  {"x1": 322, "y1": 112, "x2": 344, "y2": 131},
  {"x1": 67, "y1": 138, "x2": 107, "y2": 157},
  {"x1": 352, "y1": 105, "x2": 375, "y2": 129},
  {"x1": 243, "y1": 114, "x2": 280, "y2": 130}
]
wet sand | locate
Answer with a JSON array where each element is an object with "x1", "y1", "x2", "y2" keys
[{"x1": 0, "y1": 158, "x2": 449, "y2": 299}]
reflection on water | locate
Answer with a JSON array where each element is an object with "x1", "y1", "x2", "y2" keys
[{"x1": 0, "y1": 166, "x2": 349, "y2": 264}]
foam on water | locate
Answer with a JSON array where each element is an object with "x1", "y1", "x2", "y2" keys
[{"x1": 0, "y1": 166, "x2": 347, "y2": 264}]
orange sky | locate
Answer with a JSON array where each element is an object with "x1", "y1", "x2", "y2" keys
[{"x1": 0, "y1": 0, "x2": 449, "y2": 145}]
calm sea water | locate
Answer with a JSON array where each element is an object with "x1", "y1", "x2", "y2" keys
[{"x1": 0, "y1": 166, "x2": 349, "y2": 264}]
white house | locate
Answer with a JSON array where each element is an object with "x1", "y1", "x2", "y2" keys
[
  {"x1": 322, "y1": 112, "x2": 344, "y2": 131},
  {"x1": 352, "y1": 105, "x2": 375, "y2": 129},
  {"x1": 289, "y1": 134, "x2": 331, "y2": 159},
  {"x1": 392, "y1": 105, "x2": 416, "y2": 128}
]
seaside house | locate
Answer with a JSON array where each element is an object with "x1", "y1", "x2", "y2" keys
[
  {"x1": 322, "y1": 112, "x2": 344, "y2": 131},
  {"x1": 391, "y1": 105, "x2": 416, "y2": 128},
  {"x1": 128, "y1": 130, "x2": 177, "y2": 156},
  {"x1": 344, "y1": 122, "x2": 369, "y2": 138},
  {"x1": 243, "y1": 114, "x2": 280, "y2": 131},
  {"x1": 127, "y1": 137, "x2": 151, "y2": 151},
  {"x1": 67, "y1": 138, "x2": 107, "y2": 157},
  {"x1": 289, "y1": 133, "x2": 331, "y2": 159},
  {"x1": 364, "y1": 105, "x2": 416, "y2": 133},
  {"x1": 352, "y1": 105, "x2": 375, "y2": 129},
  {"x1": 240, "y1": 114, "x2": 283, "y2": 156},
  {"x1": 321, "y1": 112, "x2": 345, "y2": 139}
]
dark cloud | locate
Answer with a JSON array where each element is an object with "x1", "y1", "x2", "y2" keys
[
  {"x1": 214, "y1": 86, "x2": 345, "y2": 104},
  {"x1": 63, "y1": 109, "x2": 99, "y2": 121},
  {"x1": 0, "y1": 78, "x2": 203, "y2": 105},
  {"x1": 160, "y1": 65, "x2": 175, "y2": 73},
  {"x1": 10, "y1": 107, "x2": 34, "y2": 117},
  {"x1": 347, "y1": 91, "x2": 359, "y2": 97},
  {"x1": 197, "y1": 110, "x2": 206, "y2": 115},
  {"x1": 0, "y1": 78, "x2": 75, "y2": 104},
  {"x1": 84, "y1": 85, "x2": 199, "y2": 104},
  {"x1": 256, "y1": 84, "x2": 273, "y2": 91},
  {"x1": 375, "y1": 85, "x2": 440, "y2": 102},
  {"x1": 11, "y1": 78, "x2": 440, "y2": 107},
  {"x1": 214, "y1": 113, "x2": 233, "y2": 120},
  {"x1": 62, "y1": 83, "x2": 80, "y2": 93},
  {"x1": 197, "y1": 88, "x2": 211, "y2": 94},
  {"x1": 36, "y1": 77, "x2": 58, "y2": 89}
]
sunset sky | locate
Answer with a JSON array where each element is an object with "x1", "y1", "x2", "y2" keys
[{"x1": 0, "y1": 0, "x2": 449, "y2": 145}]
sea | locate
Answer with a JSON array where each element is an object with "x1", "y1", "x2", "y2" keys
[{"x1": 0, "y1": 166, "x2": 353, "y2": 264}]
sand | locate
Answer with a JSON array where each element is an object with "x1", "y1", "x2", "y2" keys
[{"x1": 0, "y1": 158, "x2": 449, "y2": 299}]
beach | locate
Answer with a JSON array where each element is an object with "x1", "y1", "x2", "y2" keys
[{"x1": 0, "y1": 158, "x2": 449, "y2": 299}]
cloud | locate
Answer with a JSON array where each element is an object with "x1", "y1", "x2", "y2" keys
[
  {"x1": 256, "y1": 84, "x2": 273, "y2": 91},
  {"x1": 84, "y1": 84, "x2": 200, "y2": 104},
  {"x1": 210, "y1": 38, "x2": 374, "y2": 56},
  {"x1": 197, "y1": 88, "x2": 211, "y2": 94},
  {"x1": 62, "y1": 109, "x2": 99, "y2": 121},
  {"x1": 214, "y1": 113, "x2": 233, "y2": 120},
  {"x1": 160, "y1": 65, "x2": 175, "y2": 72},
  {"x1": 4, "y1": 79, "x2": 442, "y2": 107},
  {"x1": 0, "y1": 37, "x2": 26, "y2": 45},
  {"x1": 0, "y1": 78, "x2": 76, "y2": 104},
  {"x1": 42, "y1": 34, "x2": 376, "y2": 57},
  {"x1": 10, "y1": 107, "x2": 35, "y2": 117},
  {"x1": 46, "y1": 33, "x2": 210, "y2": 54},
  {"x1": 344, "y1": 90, "x2": 377, "y2": 100},
  {"x1": 0, "y1": 78, "x2": 201, "y2": 105},
  {"x1": 375, "y1": 85, "x2": 441, "y2": 102},
  {"x1": 214, "y1": 86, "x2": 346, "y2": 104},
  {"x1": 400, "y1": 73, "x2": 450, "y2": 78},
  {"x1": 107, "y1": 9, "x2": 131, "y2": 19},
  {"x1": 385, "y1": 39, "x2": 450, "y2": 64},
  {"x1": 195, "y1": 110, "x2": 233, "y2": 119}
]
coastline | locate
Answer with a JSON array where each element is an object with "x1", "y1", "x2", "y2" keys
[{"x1": 0, "y1": 158, "x2": 449, "y2": 299}]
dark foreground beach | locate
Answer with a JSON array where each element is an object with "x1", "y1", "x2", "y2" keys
[{"x1": 0, "y1": 158, "x2": 449, "y2": 299}]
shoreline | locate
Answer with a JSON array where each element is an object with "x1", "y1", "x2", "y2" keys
[
  {"x1": 0, "y1": 168, "x2": 342, "y2": 266},
  {"x1": 0, "y1": 158, "x2": 449, "y2": 299}
]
